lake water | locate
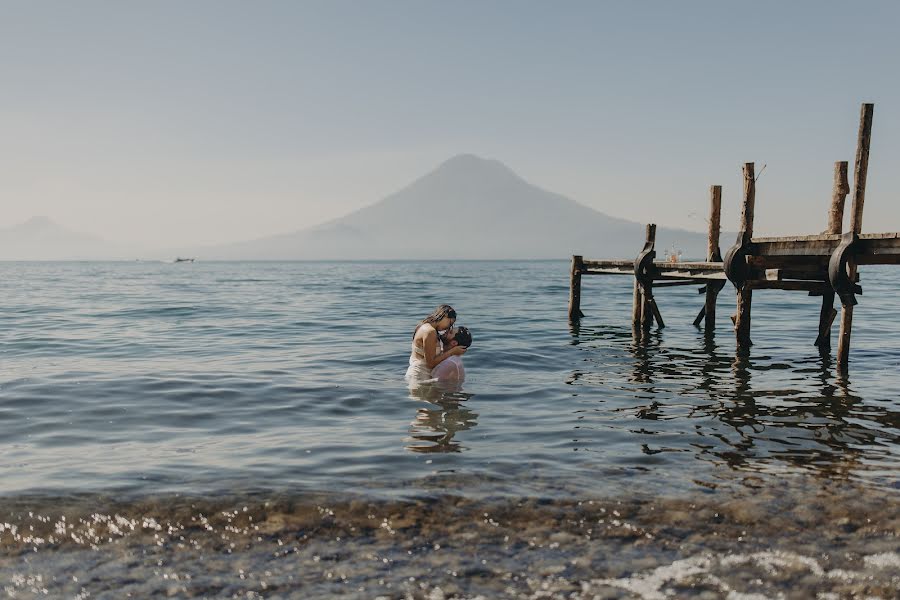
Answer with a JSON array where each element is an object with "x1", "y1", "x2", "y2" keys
[{"x1": 1, "y1": 260, "x2": 898, "y2": 598}]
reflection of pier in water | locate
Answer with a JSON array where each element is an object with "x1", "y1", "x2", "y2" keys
[
  {"x1": 565, "y1": 323, "x2": 897, "y2": 482},
  {"x1": 405, "y1": 383, "x2": 477, "y2": 454}
]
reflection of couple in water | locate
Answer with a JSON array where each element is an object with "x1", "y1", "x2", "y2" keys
[{"x1": 406, "y1": 304, "x2": 472, "y2": 385}]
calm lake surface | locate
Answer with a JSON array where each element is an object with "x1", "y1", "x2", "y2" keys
[{"x1": 1, "y1": 260, "x2": 898, "y2": 598}]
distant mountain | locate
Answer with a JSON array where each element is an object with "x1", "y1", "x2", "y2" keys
[
  {"x1": 0, "y1": 216, "x2": 134, "y2": 260},
  {"x1": 197, "y1": 154, "x2": 712, "y2": 260},
  {"x1": 3, "y1": 156, "x2": 716, "y2": 261}
]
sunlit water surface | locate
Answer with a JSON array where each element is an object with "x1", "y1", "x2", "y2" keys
[{"x1": 1, "y1": 261, "x2": 898, "y2": 598}]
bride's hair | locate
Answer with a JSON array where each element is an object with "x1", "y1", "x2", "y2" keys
[{"x1": 413, "y1": 304, "x2": 456, "y2": 337}]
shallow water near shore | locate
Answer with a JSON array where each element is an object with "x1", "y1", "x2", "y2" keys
[{"x1": 1, "y1": 260, "x2": 899, "y2": 597}]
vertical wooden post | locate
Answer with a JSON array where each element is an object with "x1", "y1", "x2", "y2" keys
[
  {"x1": 827, "y1": 161, "x2": 850, "y2": 234},
  {"x1": 632, "y1": 279, "x2": 642, "y2": 330},
  {"x1": 569, "y1": 255, "x2": 585, "y2": 320},
  {"x1": 640, "y1": 224, "x2": 657, "y2": 331},
  {"x1": 735, "y1": 163, "x2": 755, "y2": 348},
  {"x1": 815, "y1": 161, "x2": 849, "y2": 349},
  {"x1": 704, "y1": 185, "x2": 722, "y2": 331},
  {"x1": 837, "y1": 103, "x2": 874, "y2": 372},
  {"x1": 641, "y1": 293, "x2": 653, "y2": 331}
]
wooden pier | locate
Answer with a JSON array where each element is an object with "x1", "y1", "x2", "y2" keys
[{"x1": 569, "y1": 103, "x2": 900, "y2": 373}]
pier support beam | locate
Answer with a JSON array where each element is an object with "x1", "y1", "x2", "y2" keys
[
  {"x1": 837, "y1": 103, "x2": 874, "y2": 373},
  {"x1": 694, "y1": 185, "x2": 723, "y2": 330},
  {"x1": 734, "y1": 163, "x2": 756, "y2": 348},
  {"x1": 632, "y1": 279, "x2": 642, "y2": 331},
  {"x1": 569, "y1": 255, "x2": 585, "y2": 320},
  {"x1": 815, "y1": 161, "x2": 849, "y2": 349},
  {"x1": 637, "y1": 224, "x2": 663, "y2": 330}
]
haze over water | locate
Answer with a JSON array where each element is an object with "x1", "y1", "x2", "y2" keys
[{"x1": 1, "y1": 260, "x2": 898, "y2": 598}]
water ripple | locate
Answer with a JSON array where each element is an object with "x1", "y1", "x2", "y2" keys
[{"x1": 0, "y1": 261, "x2": 898, "y2": 499}]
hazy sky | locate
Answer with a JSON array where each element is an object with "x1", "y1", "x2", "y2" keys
[{"x1": 2, "y1": 1, "x2": 900, "y2": 246}]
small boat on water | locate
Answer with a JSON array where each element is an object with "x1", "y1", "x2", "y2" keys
[{"x1": 174, "y1": 257, "x2": 195, "y2": 263}]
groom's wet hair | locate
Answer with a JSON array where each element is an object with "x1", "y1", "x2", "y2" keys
[{"x1": 453, "y1": 326, "x2": 472, "y2": 348}]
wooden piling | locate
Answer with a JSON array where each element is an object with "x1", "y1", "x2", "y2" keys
[
  {"x1": 693, "y1": 306, "x2": 706, "y2": 327},
  {"x1": 632, "y1": 279, "x2": 642, "y2": 330},
  {"x1": 640, "y1": 224, "x2": 658, "y2": 330},
  {"x1": 837, "y1": 103, "x2": 874, "y2": 372},
  {"x1": 641, "y1": 293, "x2": 653, "y2": 330},
  {"x1": 815, "y1": 161, "x2": 849, "y2": 348},
  {"x1": 827, "y1": 161, "x2": 850, "y2": 234},
  {"x1": 735, "y1": 163, "x2": 755, "y2": 347},
  {"x1": 569, "y1": 255, "x2": 585, "y2": 320},
  {"x1": 704, "y1": 185, "x2": 722, "y2": 330},
  {"x1": 650, "y1": 299, "x2": 664, "y2": 328}
]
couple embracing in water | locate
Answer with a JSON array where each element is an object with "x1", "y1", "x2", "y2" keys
[{"x1": 406, "y1": 304, "x2": 472, "y2": 384}]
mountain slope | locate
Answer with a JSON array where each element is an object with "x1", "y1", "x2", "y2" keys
[
  {"x1": 3, "y1": 156, "x2": 715, "y2": 260},
  {"x1": 202, "y1": 154, "x2": 711, "y2": 260}
]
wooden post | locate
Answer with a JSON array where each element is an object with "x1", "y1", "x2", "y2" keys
[
  {"x1": 569, "y1": 255, "x2": 585, "y2": 320},
  {"x1": 735, "y1": 163, "x2": 755, "y2": 347},
  {"x1": 632, "y1": 278, "x2": 642, "y2": 330},
  {"x1": 649, "y1": 297, "x2": 665, "y2": 328},
  {"x1": 815, "y1": 161, "x2": 849, "y2": 348},
  {"x1": 641, "y1": 292, "x2": 653, "y2": 330},
  {"x1": 704, "y1": 185, "x2": 722, "y2": 330},
  {"x1": 837, "y1": 103, "x2": 874, "y2": 372},
  {"x1": 632, "y1": 224, "x2": 649, "y2": 330},
  {"x1": 827, "y1": 161, "x2": 850, "y2": 234},
  {"x1": 640, "y1": 224, "x2": 657, "y2": 330}
]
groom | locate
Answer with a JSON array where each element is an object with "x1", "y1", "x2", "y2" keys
[{"x1": 432, "y1": 326, "x2": 472, "y2": 382}]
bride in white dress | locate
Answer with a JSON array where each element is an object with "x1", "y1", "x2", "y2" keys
[{"x1": 406, "y1": 305, "x2": 467, "y2": 383}]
